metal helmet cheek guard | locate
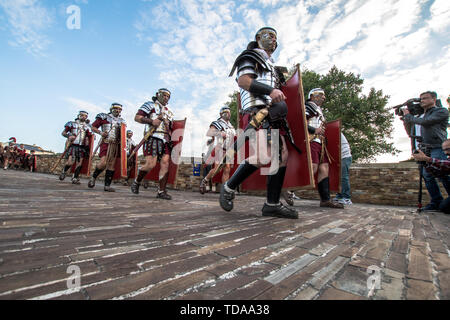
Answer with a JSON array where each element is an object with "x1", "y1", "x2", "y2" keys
[{"x1": 255, "y1": 27, "x2": 278, "y2": 52}]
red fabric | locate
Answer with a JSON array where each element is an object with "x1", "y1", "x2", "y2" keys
[
  {"x1": 310, "y1": 141, "x2": 330, "y2": 164},
  {"x1": 137, "y1": 109, "x2": 153, "y2": 117},
  {"x1": 98, "y1": 142, "x2": 109, "y2": 158},
  {"x1": 91, "y1": 118, "x2": 108, "y2": 129},
  {"x1": 143, "y1": 138, "x2": 171, "y2": 157},
  {"x1": 241, "y1": 66, "x2": 315, "y2": 191}
]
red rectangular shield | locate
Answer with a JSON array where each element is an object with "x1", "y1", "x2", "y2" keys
[
  {"x1": 144, "y1": 118, "x2": 187, "y2": 187},
  {"x1": 240, "y1": 65, "x2": 314, "y2": 191}
]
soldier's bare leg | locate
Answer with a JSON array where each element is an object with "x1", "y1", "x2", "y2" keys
[
  {"x1": 157, "y1": 154, "x2": 172, "y2": 200},
  {"x1": 60, "y1": 155, "x2": 75, "y2": 181},
  {"x1": 88, "y1": 156, "x2": 107, "y2": 188},
  {"x1": 131, "y1": 155, "x2": 157, "y2": 194}
]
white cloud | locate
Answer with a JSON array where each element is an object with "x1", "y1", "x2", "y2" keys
[
  {"x1": 0, "y1": 0, "x2": 53, "y2": 56},
  {"x1": 133, "y1": 0, "x2": 449, "y2": 162},
  {"x1": 428, "y1": 0, "x2": 450, "y2": 32},
  {"x1": 134, "y1": 0, "x2": 249, "y2": 157}
]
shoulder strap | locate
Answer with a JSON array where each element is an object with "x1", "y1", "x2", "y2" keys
[{"x1": 229, "y1": 49, "x2": 270, "y2": 77}]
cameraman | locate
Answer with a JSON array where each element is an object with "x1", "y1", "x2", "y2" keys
[
  {"x1": 413, "y1": 139, "x2": 450, "y2": 214},
  {"x1": 403, "y1": 91, "x2": 450, "y2": 211}
]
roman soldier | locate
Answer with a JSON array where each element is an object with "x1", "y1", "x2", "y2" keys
[
  {"x1": 25, "y1": 150, "x2": 37, "y2": 172},
  {"x1": 0, "y1": 143, "x2": 4, "y2": 168},
  {"x1": 89, "y1": 103, "x2": 126, "y2": 192},
  {"x1": 14, "y1": 144, "x2": 26, "y2": 169},
  {"x1": 3, "y1": 137, "x2": 16, "y2": 170},
  {"x1": 131, "y1": 88, "x2": 174, "y2": 200},
  {"x1": 59, "y1": 111, "x2": 93, "y2": 184},
  {"x1": 124, "y1": 130, "x2": 137, "y2": 186},
  {"x1": 305, "y1": 88, "x2": 344, "y2": 208},
  {"x1": 219, "y1": 27, "x2": 298, "y2": 219},
  {"x1": 200, "y1": 106, "x2": 236, "y2": 194}
]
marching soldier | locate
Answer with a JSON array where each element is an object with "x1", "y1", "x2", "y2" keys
[
  {"x1": 59, "y1": 111, "x2": 93, "y2": 184},
  {"x1": 15, "y1": 144, "x2": 26, "y2": 170},
  {"x1": 88, "y1": 103, "x2": 126, "y2": 192},
  {"x1": 124, "y1": 130, "x2": 137, "y2": 186},
  {"x1": 131, "y1": 88, "x2": 174, "y2": 200},
  {"x1": 0, "y1": 143, "x2": 4, "y2": 169},
  {"x1": 3, "y1": 138, "x2": 17, "y2": 170},
  {"x1": 200, "y1": 106, "x2": 236, "y2": 194},
  {"x1": 219, "y1": 27, "x2": 298, "y2": 219},
  {"x1": 305, "y1": 88, "x2": 344, "y2": 208}
]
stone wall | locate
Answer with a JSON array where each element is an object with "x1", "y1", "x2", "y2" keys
[
  {"x1": 35, "y1": 155, "x2": 442, "y2": 206},
  {"x1": 291, "y1": 163, "x2": 433, "y2": 206}
]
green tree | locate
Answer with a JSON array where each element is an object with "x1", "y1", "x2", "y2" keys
[
  {"x1": 224, "y1": 91, "x2": 239, "y2": 129},
  {"x1": 301, "y1": 66, "x2": 399, "y2": 163}
]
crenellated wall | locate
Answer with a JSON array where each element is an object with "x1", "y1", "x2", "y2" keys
[{"x1": 34, "y1": 155, "x2": 440, "y2": 206}]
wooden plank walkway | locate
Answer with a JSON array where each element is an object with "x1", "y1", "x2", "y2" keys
[{"x1": 0, "y1": 170, "x2": 449, "y2": 300}]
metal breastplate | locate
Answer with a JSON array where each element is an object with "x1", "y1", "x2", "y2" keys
[
  {"x1": 238, "y1": 58, "x2": 277, "y2": 111},
  {"x1": 218, "y1": 119, "x2": 236, "y2": 149},
  {"x1": 144, "y1": 104, "x2": 174, "y2": 143},
  {"x1": 102, "y1": 115, "x2": 121, "y2": 143},
  {"x1": 126, "y1": 138, "x2": 134, "y2": 154},
  {"x1": 72, "y1": 121, "x2": 88, "y2": 145},
  {"x1": 308, "y1": 106, "x2": 325, "y2": 144}
]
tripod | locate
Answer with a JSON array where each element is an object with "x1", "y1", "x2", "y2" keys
[
  {"x1": 417, "y1": 162, "x2": 424, "y2": 213},
  {"x1": 411, "y1": 135, "x2": 428, "y2": 213}
]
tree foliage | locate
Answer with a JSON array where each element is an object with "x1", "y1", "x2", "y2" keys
[
  {"x1": 224, "y1": 91, "x2": 239, "y2": 129},
  {"x1": 300, "y1": 66, "x2": 399, "y2": 162}
]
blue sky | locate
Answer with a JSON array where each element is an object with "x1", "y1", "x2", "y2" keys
[{"x1": 0, "y1": 0, "x2": 449, "y2": 162}]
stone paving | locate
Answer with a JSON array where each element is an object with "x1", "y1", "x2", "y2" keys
[{"x1": 0, "y1": 170, "x2": 449, "y2": 300}]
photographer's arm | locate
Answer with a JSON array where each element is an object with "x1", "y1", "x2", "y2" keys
[
  {"x1": 413, "y1": 151, "x2": 450, "y2": 175},
  {"x1": 404, "y1": 108, "x2": 449, "y2": 126},
  {"x1": 412, "y1": 150, "x2": 432, "y2": 163}
]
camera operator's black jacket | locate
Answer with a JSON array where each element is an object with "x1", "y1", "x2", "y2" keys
[{"x1": 403, "y1": 106, "x2": 449, "y2": 147}]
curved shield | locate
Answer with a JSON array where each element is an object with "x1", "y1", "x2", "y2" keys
[
  {"x1": 325, "y1": 119, "x2": 341, "y2": 192},
  {"x1": 144, "y1": 118, "x2": 187, "y2": 187},
  {"x1": 241, "y1": 65, "x2": 314, "y2": 191}
]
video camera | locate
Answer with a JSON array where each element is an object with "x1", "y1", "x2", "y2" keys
[{"x1": 392, "y1": 98, "x2": 423, "y2": 117}]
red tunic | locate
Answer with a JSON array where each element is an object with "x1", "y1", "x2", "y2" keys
[{"x1": 92, "y1": 118, "x2": 112, "y2": 158}]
